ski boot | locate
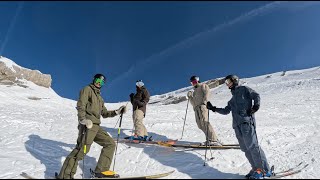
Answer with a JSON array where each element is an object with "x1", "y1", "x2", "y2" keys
[
  {"x1": 201, "y1": 140, "x2": 222, "y2": 146},
  {"x1": 93, "y1": 170, "x2": 120, "y2": 178},
  {"x1": 249, "y1": 168, "x2": 264, "y2": 179},
  {"x1": 244, "y1": 169, "x2": 255, "y2": 179},
  {"x1": 126, "y1": 135, "x2": 143, "y2": 141},
  {"x1": 143, "y1": 135, "x2": 153, "y2": 141},
  {"x1": 249, "y1": 167, "x2": 274, "y2": 179}
]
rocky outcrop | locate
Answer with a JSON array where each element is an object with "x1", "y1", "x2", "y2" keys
[{"x1": 0, "y1": 56, "x2": 52, "y2": 88}]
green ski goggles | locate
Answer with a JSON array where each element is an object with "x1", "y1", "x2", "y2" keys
[{"x1": 94, "y1": 78, "x2": 105, "y2": 86}]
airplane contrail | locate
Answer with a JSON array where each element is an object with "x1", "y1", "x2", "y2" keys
[
  {"x1": 108, "y1": 1, "x2": 320, "y2": 86},
  {"x1": 0, "y1": 1, "x2": 24, "y2": 55}
]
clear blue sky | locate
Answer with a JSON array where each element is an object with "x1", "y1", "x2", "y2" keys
[{"x1": 1, "y1": 1, "x2": 320, "y2": 102}]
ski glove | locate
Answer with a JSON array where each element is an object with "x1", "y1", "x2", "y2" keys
[
  {"x1": 80, "y1": 119, "x2": 93, "y2": 129},
  {"x1": 187, "y1": 91, "x2": 193, "y2": 98},
  {"x1": 248, "y1": 105, "x2": 260, "y2": 115},
  {"x1": 115, "y1": 105, "x2": 127, "y2": 115},
  {"x1": 206, "y1": 101, "x2": 216, "y2": 112}
]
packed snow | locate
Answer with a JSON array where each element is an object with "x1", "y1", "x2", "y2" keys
[{"x1": 0, "y1": 62, "x2": 319, "y2": 179}]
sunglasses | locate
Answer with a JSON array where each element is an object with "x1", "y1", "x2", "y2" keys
[
  {"x1": 225, "y1": 79, "x2": 232, "y2": 85},
  {"x1": 190, "y1": 80, "x2": 198, "y2": 85},
  {"x1": 95, "y1": 78, "x2": 105, "y2": 86}
]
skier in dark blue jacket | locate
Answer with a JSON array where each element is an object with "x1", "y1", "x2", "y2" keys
[{"x1": 206, "y1": 75, "x2": 272, "y2": 179}]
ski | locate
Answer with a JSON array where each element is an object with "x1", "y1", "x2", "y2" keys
[
  {"x1": 265, "y1": 163, "x2": 309, "y2": 179},
  {"x1": 21, "y1": 170, "x2": 175, "y2": 179},
  {"x1": 114, "y1": 138, "x2": 178, "y2": 147},
  {"x1": 21, "y1": 172, "x2": 36, "y2": 179},
  {"x1": 90, "y1": 169, "x2": 175, "y2": 179},
  {"x1": 169, "y1": 143, "x2": 240, "y2": 149},
  {"x1": 244, "y1": 162, "x2": 309, "y2": 179},
  {"x1": 115, "y1": 137, "x2": 239, "y2": 149}
]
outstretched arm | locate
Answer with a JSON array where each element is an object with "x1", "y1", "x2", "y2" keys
[
  {"x1": 101, "y1": 103, "x2": 117, "y2": 118},
  {"x1": 215, "y1": 101, "x2": 232, "y2": 115}
]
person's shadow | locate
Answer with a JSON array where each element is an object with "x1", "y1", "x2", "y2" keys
[
  {"x1": 24, "y1": 134, "x2": 97, "y2": 178},
  {"x1": 103, "y1": 127, "x2": 243, "y2": 179}
]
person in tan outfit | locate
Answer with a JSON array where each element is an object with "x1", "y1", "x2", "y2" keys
[
  {"x1": 128, "y1": 80, "x2": 151, "y2": 141},
  {"x1": 187, "y1": 75, "x2": 220, "y2": 146}
]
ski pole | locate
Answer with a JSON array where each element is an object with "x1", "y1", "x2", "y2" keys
[
  {"x1": 208, "y1": 110, "x2": 214, "y2": 160},
  {"x1": 82, "y1": 126, "x2": 87, "y2": 179},
  {"x1": 114, "y1": 102, "x2": 129, "y2": 128},
  {"x1": 204, "y1": 108, "x2": 209, "y2": 166},
  {"x1": 113, "y1": 115, "x2": 121, "y2": 128},
  {"x1": 112, "y1": 111, "x2": 124, "y2": 171},
  {"x1": 181, "y1": 98, "x2": 190, "y2": 140}
]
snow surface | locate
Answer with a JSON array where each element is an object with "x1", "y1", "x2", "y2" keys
[{"x1": 1, "y1": 65, "x2": 319, "y2": 179}]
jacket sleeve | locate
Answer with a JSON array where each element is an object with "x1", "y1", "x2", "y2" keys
[
  {"x1": 188, "y1": 92, "x2": 195, "y2": 107},
  {"x1": 247, "y1": 86, "x2": 260, "y2": 107},
  {"x1": 201, "y1": 84, "x2": 210, "y2": 105},
  {"x1": 76, "y1": 87, "x2": 90, "y2": 121},
  {"x1": 136, "y1": 88, "x2": 150, "y2": 107},
  {"x1": 215, "y1": 101, "x2": 232, "y2": 115},
  {"x1": 101, "y1": 102, "x2": 117, "y2": 118}
]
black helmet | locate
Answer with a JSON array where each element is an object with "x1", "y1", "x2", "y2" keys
[
  {"x1": 93, "y1": 73, "x2": 105, "y2": 80},
  {"x1": 93, "y1": 73, "x2": 106, "y2": 84},
  {"x1": 225, "y1": 75, "x2": 239, "y2": 88},
  {"x1": 190, "y1": 75, "x2": 200, "y2": 82}
]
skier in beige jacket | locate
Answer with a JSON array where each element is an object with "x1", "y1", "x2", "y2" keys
[{"x1": 187, "y1": 75, "x2": 220, "y2": 146}]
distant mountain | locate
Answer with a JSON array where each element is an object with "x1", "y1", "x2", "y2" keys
[{"x1": 0, "y1": 56, "x2": 52, "y2": 88}]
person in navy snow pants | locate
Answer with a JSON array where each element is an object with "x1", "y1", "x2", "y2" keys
[{"x1": 206, "y1": 75, "x2": 271, "y2": 179}]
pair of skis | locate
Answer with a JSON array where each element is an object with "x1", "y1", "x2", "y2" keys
[
  {"x1": 20, "y1": 161, "x2": 309, "y2": 179},
  {"x1": 20, "y1": 170, "x2": 175, "y2": 179},
  {"x1": 115, "y1": 137, "x2": 241, "y2": 149}
]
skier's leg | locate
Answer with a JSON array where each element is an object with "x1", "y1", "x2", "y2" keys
[
  {"x1": 240, "y1": 122, "x2": 270, "y2": 172},
  {"x1": 94, "y1": 126, "x2": 116, "y2": 173},
  {"x1": 234, "y1": 125, "x2": 256, "y2": 171},
  {"x1": 57, "y1": 124, "x2": 96, "y2": 179},
  {"x1": 133, "y1": 110, "x2": 147, "y2": 137},
  {"x1": 196, "y1": 106, "x2": 218, "y2": 142}
]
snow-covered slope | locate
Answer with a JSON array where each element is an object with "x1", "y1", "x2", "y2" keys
[{"x1": 0, "y1": 64, "x2": 319, "y2": 179}]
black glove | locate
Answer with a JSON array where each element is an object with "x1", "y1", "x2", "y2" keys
[
  {"x1": 248, "y1": 105, "x2": 259, "y2": 115},
  {"x1": 129, "y1": 93, "x2": 134, "y2": 99},
  {"x1": 206, "y1": 101, "x2": 216, "y2": 112}
]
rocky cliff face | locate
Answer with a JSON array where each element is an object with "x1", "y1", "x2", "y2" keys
[{"x1": 0, "y1": 56, "x2": 52, "y2": 88}]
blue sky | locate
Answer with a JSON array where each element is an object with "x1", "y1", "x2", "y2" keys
[{"x1": 1, "y1": 1, "x2": 320, "y2": 102}]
